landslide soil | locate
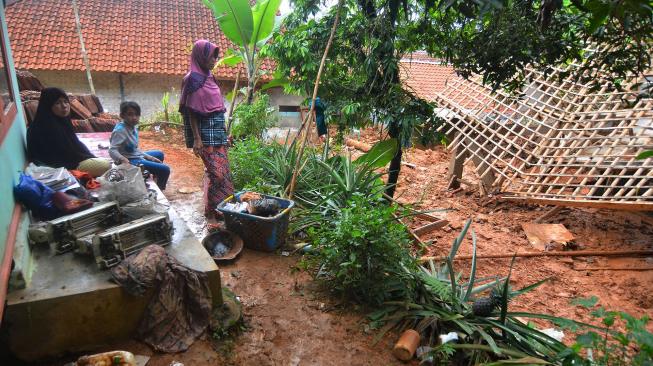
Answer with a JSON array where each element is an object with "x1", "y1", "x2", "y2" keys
[{"x1": 25, "y1": 128, "x2": 653, "y2": 365}]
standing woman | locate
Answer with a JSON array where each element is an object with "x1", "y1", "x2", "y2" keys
[
  {"x1": 27, "y1": 87, "x2": 111, "y2": 177},
  {"x1": 179, "y1": 40, "x2": 234, "y2": 220}
]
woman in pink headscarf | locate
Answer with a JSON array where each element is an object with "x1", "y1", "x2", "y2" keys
[{"x1": 180, "y1": 40, "x2": 234, "y2": 221}]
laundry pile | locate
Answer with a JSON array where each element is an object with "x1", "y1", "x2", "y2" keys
[{"x1": 18, "y1": 70, "x2": 120, "y2": 132}]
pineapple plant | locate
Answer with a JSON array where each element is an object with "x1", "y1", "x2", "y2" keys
[{"x1": 471, "y1": 287, "x2": 506, "y2": 317}]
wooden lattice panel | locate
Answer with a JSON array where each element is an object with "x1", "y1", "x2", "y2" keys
[{"x1": 435, "y1": 68, "x2": 653, "y2": 210}]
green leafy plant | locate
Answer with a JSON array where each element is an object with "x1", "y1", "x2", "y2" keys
[
  {"x1": 636, "y1": 150, "x2": 653, "y2": 160},
  {"x1": 161, "y1": 91, "x2": 170, "y2": 122},
  {"x1": 414, "y1": 117, "x2": 447, "y2": 147},
  {"x1": 202, "y1": 0, "x2": 285, "y2": 104},
  {"x1": 366, "y1": 220, "x2": 595, "y2": 365},
  {"x1": 270, "y1": 0, "x2": 652, "y2": 201},
  {"x1": 559, "y1": 296, "x2": 653, "y2": 366},
  {"x1": 229, "y1": 136, "x2": 277, "y2": 193},
  {"x1": 307, "y1": 195, "x2": 418, "y2": 306},
  {"x1": 291, "y1": 139, "x2": 397, "y2": 231},
  {"x1": 143, "y1": 91, "x2": 183, "y2": 128},
  {"x1": 231, "y1": 93, "x2": 278, "y2": 139}
]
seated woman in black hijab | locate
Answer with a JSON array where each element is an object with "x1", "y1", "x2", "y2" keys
[{"x1": 27, "y1": 87, "x2": 111, "y2": 177}]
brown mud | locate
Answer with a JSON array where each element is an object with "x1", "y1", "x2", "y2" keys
[{"x1": 32, "y1": 128, "x2": 652, "y2": 365}]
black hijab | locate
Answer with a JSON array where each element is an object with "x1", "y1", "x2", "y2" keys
[{"x1": 26, "y1": 87, "x2": 95, "y2": 169}]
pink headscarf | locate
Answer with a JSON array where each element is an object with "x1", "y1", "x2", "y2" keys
[{"x1": 179, "y1": 40, "x2": 226, "y2": 115}]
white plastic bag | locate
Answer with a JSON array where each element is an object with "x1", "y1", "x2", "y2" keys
[
  {"x1": 97, "y1": 164, "x2": 148, "y2": 205},
  {"x1": 122, "y1": 192, "x2": 169, "y2": 219}
]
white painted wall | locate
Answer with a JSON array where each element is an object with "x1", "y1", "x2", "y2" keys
[
  {"x1": 267, "y1": 86, "x2": 304, "y2": 107},
  {"x1": 30, "y1": 70, "x2": 182, "y2": 118},
  {"x1": 29, "y1": 70, "x2": 304, "y2": 123}
]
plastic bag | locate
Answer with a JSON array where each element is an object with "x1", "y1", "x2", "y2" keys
[
  {"x1": 122, "y1": 191, "x2": 169, "y2": 219},
  {"x1": 13, "y1": 173, "x2": 60, "y2": 219},
  {"x1": 96, "y1": 164, "x2": 148, "y2": 205},
  {"x1": 25, "y1": 163, "x2": 80, "y2": 191}
]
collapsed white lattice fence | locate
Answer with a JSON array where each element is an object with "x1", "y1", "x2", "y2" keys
[{"x1": 435, "y1": 66, "x2": 653, "y2": 211}]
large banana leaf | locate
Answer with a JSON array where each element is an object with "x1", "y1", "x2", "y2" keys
[
  {"x1": 217, "y1": 48, "x2": 245, "y2": 67},
  {"x1": 203, "y1": 0, "x2": 254, "y2": 47},
  {"x1": 354, "y1": 138, "x2": 398, "y2": 169},
  {"x1": 260, "y1": 77, "x2": 290, "y2": 91},
  {"x1": 251, "y1": 0, "x2": 282, "y2": 47}
]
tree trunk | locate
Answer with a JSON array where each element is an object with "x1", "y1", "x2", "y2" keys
[
  {"x1": 385, "y1": 120, "x2": 402, "y2": 199},
  {"x1": 247, "y1": 78, "x2": 255, "y2": 104}
]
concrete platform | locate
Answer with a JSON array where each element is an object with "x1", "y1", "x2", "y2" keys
[{"x1": 2, "y1": 186, "x2": 220, "y2": 361}]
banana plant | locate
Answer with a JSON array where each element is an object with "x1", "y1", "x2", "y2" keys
[
  {"x1": 202, "y1": 0, "x2": 284, "y2": 104},
  {"x1": 160, "y1": 92, "x2": 170, "y2": 122}
]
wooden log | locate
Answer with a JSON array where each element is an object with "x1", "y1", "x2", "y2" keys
[
  {"x1": 420, "y1": 249, "x2": 653, "y2": 262},
  {"x1": 345, "y1": 138, "x2": 371, "y2": 152}
]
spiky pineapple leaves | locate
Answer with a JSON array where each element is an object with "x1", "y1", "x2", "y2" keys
[{"x1": 462, "y1": 230, "x2": 478, "y2": 302}]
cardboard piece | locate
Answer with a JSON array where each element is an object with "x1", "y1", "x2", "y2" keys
[{"x1": 521, "y1": 223, "x2": 575, "y2": 251}]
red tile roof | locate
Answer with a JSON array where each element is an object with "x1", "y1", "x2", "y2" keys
[
  {"x1": 6, "y1": 0, "x2": 273, "y2": 79},
  {"x1": 399, "y1": 52, "x2": 457, "y2": 101}
]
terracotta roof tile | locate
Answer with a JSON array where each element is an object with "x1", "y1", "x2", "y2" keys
[
  {"x1": 399, "y1": 52, "x2": 457, "y2": 101},
  {"x1": 6, "y1": 0, "x2": 274, "y2": 80}
]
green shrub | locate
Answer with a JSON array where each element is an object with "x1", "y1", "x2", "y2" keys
[
  {"x1": 559, "y1": 296, "x2": 653, "y2": 366},
  {"x1": 231, "y1": 93, "x2": 277, "y2": 139},
  {"x1": 229, "y1": 136, "x2": 276, "y2": 194},
  {"x1": 147, "y1": 109, "x2": 183, "y2": 125},
  {"x1": 143, "y1": 91, "x2": 183, "y2": 129},
  {"x1": 308, "y1": 196, "x2": 417, "y2": 306}
]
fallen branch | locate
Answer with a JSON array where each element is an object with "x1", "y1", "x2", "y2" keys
[
  {"x1": 420, "y1": 249, "x2": 653, "y2": 262},
  {"x1": 140, "y1": 121, "x2": 184, "y2": 127},
  {"x1": 573, "y1": 265, "x2": 653, "y2": 271},
  {"x1": 382, "y1": 193, "x2": 449, "y2": 222}
]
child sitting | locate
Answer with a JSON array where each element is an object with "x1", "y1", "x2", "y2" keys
[{"x1": 109, "y1": 101, "x2": 171, "y2": 190}]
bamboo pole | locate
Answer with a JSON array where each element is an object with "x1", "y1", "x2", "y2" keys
[
  {"x1": 72, "y1": 0, "x2": 95, "y2": 95},
  {"x1": 419, "y1": 249, "x2": 653, "y2": 262},
  {"x1": 288, "y1": 0, "x2": 344, "y2": 199}
]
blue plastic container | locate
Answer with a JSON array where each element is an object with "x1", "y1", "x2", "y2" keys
[{"x1": 217, "y1": 192, "x2": 295, "y2": 252}]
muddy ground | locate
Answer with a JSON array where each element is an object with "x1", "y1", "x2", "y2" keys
[{"x1": 25, "y1": 128, "x2": 653, "y2": 365}]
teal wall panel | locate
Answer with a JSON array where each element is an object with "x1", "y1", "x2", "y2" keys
[{"x1": 0, "y1": 3, "x2": 27, "y2": 264}]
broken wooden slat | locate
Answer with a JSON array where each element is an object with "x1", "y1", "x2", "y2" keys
[
  {"x1": 413, "y1": 220, "x2": 449, "y2": 236},
  {"x1": 503, "y1": 196, "x2": 653, "y2": 211},
  {"x1": 534, "y1": 206, "x2": 564, "y2": 223},
  {"x1": 573, "y1": 265, "x2": 653, "y2": 271}
]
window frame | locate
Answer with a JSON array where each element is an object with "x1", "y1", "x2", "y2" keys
[{"x1": 0, "y1": 21, "x2": 17, "y2": 146}]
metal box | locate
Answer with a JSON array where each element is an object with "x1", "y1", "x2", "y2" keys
[
  {"x1": 28, "y1": 202, "x2": 123, "y2": 254},
  {"x1": 91, "y1": 213, "x2": 173, "y2": 269}
]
